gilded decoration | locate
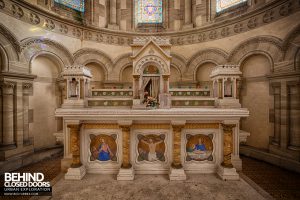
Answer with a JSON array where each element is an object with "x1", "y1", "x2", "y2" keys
[
  {"x1": 132, "y1": 124, "x2": 170, "y2": 129},
  {"x1": 185, "y1": 123, "x2": 219, "y2": 129},
  {"x1": 221, "y1": 124, "x2": 236, "y2": 168},
  {"x1": 83, "y1": 124, "x2": 119, "y2": 129},
  {"x1": 67, "y1": 124, "x2": 81, "y2": 168}
]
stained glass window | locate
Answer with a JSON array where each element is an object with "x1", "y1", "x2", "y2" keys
[
  {"x1": 54, "y1": 0, "x2": 85, "y2": 12},
  {"x1": 135, "y1": 0, "x2": 163, "y2": 24},
  {"x1": 216, "y1": 0, "x2": 247, "y2": 12}
]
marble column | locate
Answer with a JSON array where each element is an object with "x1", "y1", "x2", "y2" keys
[
  {"x1": 169, "y1": 124, "x2": 186, "y2": 180},
  {"x1": 221, "y1": 124, "x2": 236, "y2": 168},
  {"x1": 23, "y1": 83, "x2": 31, "y2": 145},
  {"x1": 65, "y1": 123, "x2": 86, "y2": 180},
  {"x1": 171, "y1": 125, "x2": 184, "y2": 168},
  {"x1": 68, "y1": 124, "x2": 82, "y2": 168},
  {"x1": 120, "y1": 125, "x2": 131, "y2": 168},
  {"x1": 1, "y1": 82, "x2": 15, "y2": 148}
]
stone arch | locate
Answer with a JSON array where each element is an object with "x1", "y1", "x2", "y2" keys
[
  {"x1": 187, "y1": 48, "x2": 228, "y2": 76},
  {"x1": 120, "y1": 65, "x2": 133, "y2": 82},
  {"x1": 228, "y1": 36, "x2": 284, "y2": 67},
  {"x1": 0, "y1": 24, "x2": 21, "y2": 71},
  {"x1": 237, "y1": 50, "x2": 274, "y2": 72},
  {"x1": 83, "y1": 60, "x2": 108, "y2": 81},
  {"x1": 20, "y1": 37, "x2": 73, "y2": 73},
  {"x1": 73, "y1": 48, "x2": 113, "y2": 77},
  {"x1": 135, "y1": 55, "x2": 169, "y2": 75},
  {"x1": 112, "y1": 53, "x2": 132, "y2": 81},
  {"x1": 171, "y1": 53, "x2": 187, "y2": 74},
  {"x1": 29, "y1": 51, "x2": 64, "y2": 75},
  {"x1": 194, "y1": 61, "x2": 217, "y2": 82},
  {"x1": 282, "y1": 24, "x2": 300, "y2": 65}
]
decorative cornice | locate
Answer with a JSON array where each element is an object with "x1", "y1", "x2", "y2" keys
[
  {"x1": 82, "y1": 124, "x2": 119, "y2": 129},
  {"x1": 0, "y1": 0, "x2": 298, "y2": 47},
  {"x1": 132, "y1": 124, "x2": 170, "y2": 129},
  {"x1": 184, "y1": 123, "x2": 219, "y2": 129}
]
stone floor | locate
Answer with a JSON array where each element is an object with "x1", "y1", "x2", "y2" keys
[
  {"x1": 50, "y1": 174, "x2": 264, "y2": 200},
  {"x1": 1, "y1": 155, "x2": 300, "y2": 200}
]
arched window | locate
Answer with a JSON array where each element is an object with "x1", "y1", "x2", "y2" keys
[
  {"x1": 216, "y1": 0, "x2": 247, "y2": 13},
  {"x1": 54, "y1": 0, "x2": 85, "y2": 12},
  {"x1": 135, "y1": 0, "x2": 163, "y2": 24}
]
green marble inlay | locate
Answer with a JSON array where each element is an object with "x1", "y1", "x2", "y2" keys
[
  {"x1": 92, "y1": 91, "x2": 133, "y2": 97},
  {"x1": 88, "y1": 100, "x2": 133, "y2": 107},
  {"x1": 170, "y1": 91, "x2": 210, "y2": 97},
  {"x1": 172, "y1": 100, "x2": 215, "y2": 107}
]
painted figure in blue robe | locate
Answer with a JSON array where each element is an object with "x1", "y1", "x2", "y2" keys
[
  {"x1": 193, "y1": 138, "x2": 206, "y2": 152},
  {"x1": 98, "y1": 138, "x2": 113, "y2": 161}
]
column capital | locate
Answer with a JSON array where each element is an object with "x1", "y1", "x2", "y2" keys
[
  {"x1": 119, "y1": 125, "x2": 131, "y2": 132},
  {"x1": 23, "y1": 82, "x2": 32, "y2": 94},
  {"x1": 1, "y1": 81, "x2": 15, "y2": 95},
  {"x1": 67, "y1": 124, "x2": 81, "y2": 130},
  {"x1": 162, "y1": 75, "x2": 170, "y2": 81},
  {"x1": 133, "y1": 75, "x2": 140, "y2": 80},
  {"x1": 221, "y1": 124, "x2": 236, "y2": 132},
  {"x1": 172, "y1": 125, "x2": 184, "y2": 132}
]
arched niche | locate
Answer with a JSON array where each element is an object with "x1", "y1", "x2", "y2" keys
[
  {"x1": 170, "y1": 66, "x2": 182, "y2": 84},
  {"x1": 239, "y1": 54, "x2": 272, "y2": 150},
  {"x1": 0, "y1": 44, "x2": 9, "y2": 72},
  {"x1": 140, "y1": 64, "x2": 162, "y2": 100},
  {"x1": 29, "y1": 54, "x2": 63, "y2": 149},
  {"x1": 121, "y1": 65, "x2": 133, "y2": 88},
  {"x1": 85, "y1": 62, "x2": 106, "y2": 89},
  {"x1": 195, "y1": 62, "x2": 216, "y2": 89}
]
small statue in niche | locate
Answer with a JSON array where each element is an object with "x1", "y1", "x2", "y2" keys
[{"x1": 70, "y1": 78, "x2": 79, "y2": 97}]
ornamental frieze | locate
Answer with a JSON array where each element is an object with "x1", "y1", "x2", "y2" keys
[{"x1": 0, "y1": 0, "x2": 298, "y2": 47}]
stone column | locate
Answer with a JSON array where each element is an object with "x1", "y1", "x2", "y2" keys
[
  {"x1": 185, "y1": 0, "x2": 192, "y2": 25},
  {"x1": 170, "y1": 123, "x2": 186, "y2": 180},
  {"x1": 221, "y1": 124, "x2": 236, "y2": 168},
  {"x1": 162, "y1": 75, "x2": 169, "y2": 93},
  {"x1": 68, "y1": 124, "x2": 82, "y2": 168},
  {"x1": 65, "y1": 123, "x2": 86, "y2": 180},
  {"x1": 218, "y1": 123, "x2": 239, "y2": 180},
  {"x1": 236, "y1": 79, "x2": 241, "y2": 99},
  {"x1": 1, "y1": 82, "x2": 15, "y2": 148},
  {"x1": 133, "y1": 75, "x2": 140, "y2": 99},
  {"x1": 120, "y1": 125, "x2": 131, "y2": 168},
  {"x1": 172, "y1": 125, "x2": 184, "y2": 168},
  {"x1": 108, "y1": 0, "x2": 119, "y2": 29},
  {"x1": 117, "y1": 121, "x2": 134, "y2": 181},
  {"x1": 23, "y1": 83, "x2": 31, "y2": 145},
  {"x1": 218, "y1": 79, "x2": 223, "y2": 99}
]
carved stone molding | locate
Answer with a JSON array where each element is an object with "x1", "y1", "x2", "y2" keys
[
  {"x1": 185, "y1": 123, "x2": 219, "y2": 129},
  {"x1": 135, "y1": 55, "x2": 169, "y2": 74},
  {"x1": 132, "y1": 124, "x2": 170, "y2": 129},
  {"x1": 82, "y1": 124, "x2": 119, "y2": 129},
  {"x1": 0, "y1": 0, "x2": 298, "y2": 47}
]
